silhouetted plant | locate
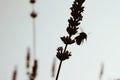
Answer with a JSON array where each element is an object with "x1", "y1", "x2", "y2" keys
[
  {"x1": 28, "y1": 0, "x2": 38, "y2": 80},
  {"x1": 29, "y1": 0, "x2": 38, "y2": 80},
  {"x1": 11, "y1": 0, "x2": 89, "y2": 80},
  {"x1": 29, "y1": 59, "x2": 38, "y2": 80},
  {"x1": 55, "y1": 0, "x2": 87, "y2": 80},
  {"x1": 30, "y1": 0, "x2": 37, "y2": 59},
  {"x1": 99, "y1": 62, "x2": 104, "y2": 80},
  {"x1": 51, "y1": 58, "x2": 56, "y2": 79},
  {"x1": 26, "y1": 48, "x2": 30, "y2": 69},
  {"x1": 11, "y1": 0, "x2": 38, "y2": 80},
  {"x1": 26, "y1": 48, "x2": 38, "y2": 80},
  {"x1": 12, "y1": 66, "x2": 17, "y2": 80}
]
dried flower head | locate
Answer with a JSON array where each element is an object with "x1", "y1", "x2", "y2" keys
[
  {"x1": 56, "y1": 47, "x2": 71, "y2": 61},
  {"x1": 65, "y1": 0, "x2": 86, "y2": 41},
  {"x1": 30, "y1": 11, "x2": 37, "y2": 18},
  {"x1": 57, "y1": 47, "x2": 63, "y2": 53},
  {"x1": 61, "y1": 36, "x2": 75, "y2": 45},
  {"x1": 67, "y1": 26, "x2": 79, "y2": 36},
  {"x1": 30, "y1": 0, "x2": 36, "y2": 4},
  {"x1": 70, "y1": 0, "x2": 85, "y2": 22},
  {"x1": 68, "y1": 17, "x2": 80, "y2": 27}
]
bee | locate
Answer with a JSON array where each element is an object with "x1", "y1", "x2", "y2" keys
[
  {"x1": 75, "y1": 27, "x2": 87, "y2": 45},
  {"x1": 75, "y1": 32, "x2": 87, "y2": 45}
]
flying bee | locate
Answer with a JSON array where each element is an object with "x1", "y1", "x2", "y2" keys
[{"x1": 75, "y1": 27, "x2": 87, "y2": 45}]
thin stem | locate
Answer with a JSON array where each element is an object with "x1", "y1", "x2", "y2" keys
[
  {"x1": 32, "y1": 4, "x2": 36, "y2": 59},
  {"x1": 33, "y1": 18, "x2": 36, "y2": 59},
  {"x1": 55, "y1": 61, "x2": 62, "y2": 80},
  {"x1": 63, "y1": 44, "x2": 67, "y2": 53}
]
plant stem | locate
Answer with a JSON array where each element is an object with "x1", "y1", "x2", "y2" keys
[
  {"x1": 32, "y1": 3, "x2": 36, "y2": 59},
  {"x1": 64, "y1": 44, "x2": 67, "y2": 53},
  {"x1": 55, "y1": 44, "x2": 68, "y2": 80},
  {"x1": 55, "y1": 61, "x2": 63, "y2": 80},
  {"x1": 33, "y1": 18, "x2": 36, "y2": 59}
]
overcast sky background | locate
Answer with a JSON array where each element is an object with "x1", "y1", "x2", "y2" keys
[{"x1": 0, "y1": 0, "x2": 120, "y2": 80}]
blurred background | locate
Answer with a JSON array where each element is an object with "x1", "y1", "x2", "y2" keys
[{"x1": 1, "y1": 0, "x2": 120, "y2": 80}]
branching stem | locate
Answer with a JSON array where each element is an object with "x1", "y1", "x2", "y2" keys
[{"x1": 55, "y1": 43, "x2": 68, "y2": 80}]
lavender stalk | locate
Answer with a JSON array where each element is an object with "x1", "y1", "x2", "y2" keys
[{"x1": 55, "y1": 0, "x2": 87, "y2": 80}]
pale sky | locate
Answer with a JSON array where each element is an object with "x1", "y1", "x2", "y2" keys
[{"x1": 1, "y1": 0, "x2": 120, "y2": 80}]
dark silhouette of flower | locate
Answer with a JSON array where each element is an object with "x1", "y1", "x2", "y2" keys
[
  {"x1": 77, "y1": 0, "x2": 85, "y2": 4},
  {"x1": 30, "y1": 0, "x2": 36, "y2": 4},
  {"x1": 57, "y1": 47, "x2": 63, "y2": 53},
  {"x1": 30, "y1": 59, "x2": 38, "y2": 80},
  {"x1": 66, "y1": 0, "x2": 86, "y2": 38},
  {"x1": 66, "y1": 26, "x2": 79, "y2": 36},
  {"x1": 12, "y1": 67, "x2": 17, "y2": 80},
  {"x1": 30, "y1": 11, "x2": 37, "y2": 18},
  {"x1": 56, "y1": 47, "x2": 71, "y2": 61},
  {"x1": 55, "y1": 0, "x2": 86, "y2": 79},
  {"x1": 61, "y1": 36, "x2": 75, "y2": 45},
  {"x1": 75, "y1": 32, "x2": 87, "y2": 45},
  {"x1": 68, "y1": 17, "x2": 80, "y2": 27}
]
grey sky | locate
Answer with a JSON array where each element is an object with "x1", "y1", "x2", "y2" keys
[{"x1": 0, "y1": 0, "x2": 120, "y2": 80}]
